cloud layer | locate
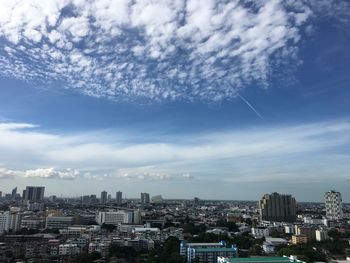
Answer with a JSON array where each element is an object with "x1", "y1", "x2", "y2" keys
[
  {"x1": 0, "y1": 0, "x2": 315, "y2": 101},
  {"x1": 0, "y1": 120, "x2": 350, "y2": 184}
]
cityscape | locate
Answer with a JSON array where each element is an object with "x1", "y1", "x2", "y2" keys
[
  {"x1": 1, "y1": 0, "x2": 350, "y2": 262},
  {"x1": 0, "y1": 187, "x2": 349, "y2": 262}
]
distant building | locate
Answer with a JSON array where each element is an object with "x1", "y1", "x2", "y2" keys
[
  {"x1": 0, "y1": 191, "x2": 2, "y2": 198},
  {"x1": 295, "y1": 226, "x2": 316, "y2": 242},
  {"x1": 23, "y1": 186, "x2": 45, "y2": 201},
  {"x1": 141, "y1": 192, "x2": 150, "y2": 204},
  {"x1": 116, "y1": 191, "x2": 123, "y2": 205},
  {"x1": 11, "y1": 187, "x2": 17, "y2": 199},
  {"x1": 46, "y1": 216, "x2": 74, "y2": 229},
  {"x1": 180, "y1": 241, "x2": 237, "y2": 263},
  {"x1": 292, "y1": 235, "x2": 307, "y2": 245},
  {"x1": 151, "y1": 195, "x2": 163, "y2": 203},
  {"x1": 325, "y1": 190, "x2": 343, "y2": 220},
  {"x1": 96, "y1": 211, "x2": 134, "y2": 225},
  {"x1": 259, "y1": 192, "x2": 296, "y2": 222},
  {"x1": 100, "y1": 191, "x2": 107, "y2": 204}
]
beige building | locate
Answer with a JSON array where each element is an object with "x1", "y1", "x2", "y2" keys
[{"x1": 292, "y1": 235, "x2": 307, "y2": 245}]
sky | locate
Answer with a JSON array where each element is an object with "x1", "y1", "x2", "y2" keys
[{"x1": 0, "y1": 0, "x2": 349, "y2": 202}]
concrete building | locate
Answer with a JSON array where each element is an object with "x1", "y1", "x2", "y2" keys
[
  {"x1": 259, "y1": 192, "x2": 296, "y2": 222},
  {"x1": 295, "y1": 226, "x2": 316, "y2": 242},
  {"x1": 0, "y1": 211, "x2": 21, "y2": 234},
  {"x1": 96, "y1": 211, "x2": 134, "y2": 225},
  {"x1": 292, "y1": 235, "x2": 307, "y2": 245},
  {"x1": 23, "y1": 186, "x2": 45, "y2": 201},
  {"x1": 58, "y1": 244, "x2": 79, "y2": 256},
  {"x1": 46, "y1": 216, "x2": 74, "y2": 229},
  {"x1": 315, "y1": 229, "x2": 329, "y2": 241},
  {"x1": 141, "y1": 192, "x2": 150, "y2": 204},
  {"x1": 100, "y1": 191, "x2": 107, "y2": 204},
  {"x1": 180, "y1": 241, "x2": 237, "y2": 263},
  {"x1": 325, "y1": 190, "x2": 343, "y2": 220},
  {"x1": 262, "y1": 237, "x2": 288, "y2": 254},
  {"x1": 251, "y1": 227, "x2": 270, "y2": 238},
  {"x1": 116, "y1": 191, "x2": 122, "y2": 205}
]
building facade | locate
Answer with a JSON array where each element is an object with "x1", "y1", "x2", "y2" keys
[
  {"x1": 23, "y1": 186, "x2": 45, "y2": 201},
  {"x1": 325, "y1": 190, "x2": 343, "y2": 220},
  {"x1": 259, "y1": 192, "x2": 296, "y2": 222}
]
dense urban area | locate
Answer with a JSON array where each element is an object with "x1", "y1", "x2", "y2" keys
[{"x1": 0, "y1": 187, "x2": 349, "y2": 263}]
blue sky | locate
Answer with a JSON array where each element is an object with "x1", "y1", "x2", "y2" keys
[{"x1": 0, "y1": 0, "x2": 349, "y2": 201}]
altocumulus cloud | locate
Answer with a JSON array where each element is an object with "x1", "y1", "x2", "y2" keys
[{"x1": 0, "y1": 0, "x2": 320, "y2": 101}]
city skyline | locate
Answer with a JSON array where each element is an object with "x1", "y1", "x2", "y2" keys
[{"x1": 0, "y1": 0, "x2": 350, "y2": 201}]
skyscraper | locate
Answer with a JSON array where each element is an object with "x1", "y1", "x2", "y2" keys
[
  {"x1": 100, "y1": 191, "x2": 107, "y2": 204},
  {"x1": 116, "y1": 191, "x2": 122, "y2": 205},
  {"x1": 325, "y1": 190, "x2": 343, "y2": 220},
  {"x1": 259, "y1": 192, "x2": 296, "y2": 222},
  {"x1": 11, "y1": 187, "x2": 17, "y2": 199},
  {"x1": 23, "y1": 186, "x2": 45, "y2": 201},
  {"x1": 141, "y1": 192, "x2": 150, "y2": 204}
]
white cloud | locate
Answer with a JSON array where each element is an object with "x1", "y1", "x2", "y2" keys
[
  {"x1": 24, "y1": 168, "x2": 80, "y2": 180},
  {"x1": 0, "y1": 120, "x2": 350, "y2": 183},
  {"x1": 0, "y1": 0, "x2": 324, "y2": 101}
]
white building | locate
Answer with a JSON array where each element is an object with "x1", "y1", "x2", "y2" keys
[
  {"x1": 0, "y1": 211, "x2": 21, "y2": 234},
  {"x1": 96, "y1": 211, "x2": 134, "y2": 225},
  {"x1": 251, "y1": 227, "x2": 270, "y2": 238},
  {"x1": 59, "y1": 244, "x2": 79, "y2": 256},
  {"x1": 325, "y1": 190, "x2": 343, "y2": 220},
  {"x1": 315, "y1": 229, "x2": 329, "y2": 242}
]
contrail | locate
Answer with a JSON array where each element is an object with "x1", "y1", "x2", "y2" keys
[{"x1": 237, "y1": 93, "x2": 265, "y2": 121}]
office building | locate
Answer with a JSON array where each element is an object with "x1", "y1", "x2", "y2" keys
[
  {"x1": 100, "y1": 191, "x2": 107, "y2": 204},
  {"x1": 180, "y1": 241, "x2": 237, "y2": 263},
  {"x1": 23, "y1": 186, "x2": 45, "y2": 201},
  {"x1": 325, "y1": 190, "x2": 343, "y2": 220},
  {"x1": 116, "y1": 191, "x2": 122, "y2": 205},
  {"x1": 259, "y1": 192, "x2": 296, "y2": 222},
  {"x1": 141, "y1": 192, "x2": 150, "y2": 204}
]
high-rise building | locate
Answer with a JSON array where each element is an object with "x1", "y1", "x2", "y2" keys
[
  {"x1": 11, "y1": 187, "x2": 17, "y2": 199},
  {"x1": 100, "y1": 191, "x2": 107, "y2": 204},
  {"x1": 325, "y1": 190, "x2": 343, "y2": 220},
  {"x1": 259, "y1": 192, "x2": 296, "y2": 222},
  {"x1": 0, "y1": 191, "x2": 2, "y2": 198},
  {"x1": 141, "y1": 192, "x2": 150, "y2": 204},
  {"x1": 116, "y1": 191, "x2": 122, "y2": 205},
  {"x1": 23, "y1": 186, "x2": 45, "y2": 201}
]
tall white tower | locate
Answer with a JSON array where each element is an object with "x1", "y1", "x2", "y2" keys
[{"x1": 325, "y1": 190, "x2": 343, "y2": 220}]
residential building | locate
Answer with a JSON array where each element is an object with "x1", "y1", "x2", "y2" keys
[
  {"x1": 23, "y1": 186, "x2": 45, "y2": 201},
  {"x1": 315, "y1": 229, "x2": 329, "y2": 242},
  {"x1": 259, "y1": 192, "x2": 296, "y2": 222},
  {"x1": 116, "y1": 191, "x2": 122, "y2": 205},
  {"x1": 251, "y1": 227, "x2": 270, "y2": 238},
  {"x1": 325, "y1": 190, "x2": 343, "y2": 220},
  {"x1": 292, "y1": 235, "x2": 307, "y2": 245},
  {"x1": 100, "y1": 191, "x2": 107, "y2": 204},
  {"x1": 141, "y1": 193, "x2": 150, "y2": 204},
  {"x1": 295, "y1": 226, "x2": 316, "y2": 242}
]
